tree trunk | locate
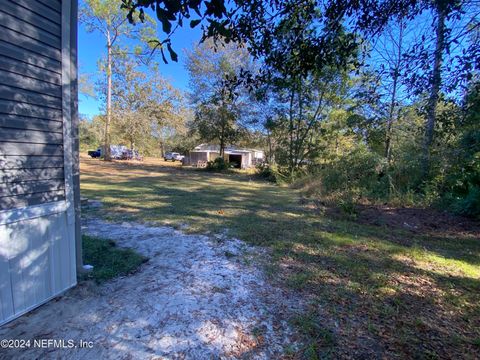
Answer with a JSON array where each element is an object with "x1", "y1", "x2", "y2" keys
[
  {"x1": 219, "y1": 105, "x2": 226, "y2": 159},
  {"x1": 385, "y1": 70, "x2": 399, "y2": 162},
  {"x1": 422, "y1": 2, "x2": 446, "y2": 178},
  {"x1": 385, "y1": 22, "x2": 404, "y2": 163},
  {"x1": 104, "y1": 32, "x2": 112, "y2": 161},
  {"x1": 159, "y1": 140, "x2": 165, "y2": 158},
  {"x1": 267, "y1": 130, "x2": 274, "y2": 164},
  {"x1": 288, "y1": 82, "x2": 295, "y2": 175},
  {"x1": 293, "y1": 78, "x2": 303, "y2": 172},
  {"x1": 219, "y1": 127, "x2": 225, "y2": 159}
]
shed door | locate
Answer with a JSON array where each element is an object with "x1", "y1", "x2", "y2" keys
[{"x1": 0, "y1": 0, "x2": 78, "y2": 325}]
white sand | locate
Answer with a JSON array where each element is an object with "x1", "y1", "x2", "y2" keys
[{"x1": 0, "y1": 219, "x2": 300, "y2": 359}]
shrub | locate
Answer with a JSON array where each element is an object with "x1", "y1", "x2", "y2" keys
[
  {"x1": 435, "y1": 128, "x2": 480, "y2": 217},
  {"x1": 290, "y1": 132, "x2": 480, "y2": 217},
  {"x1": 321, "y1": 146, "x2": 388, "y2": 199},
  {"x1": 452, "y1": 186, "x2": 480, "y2": 218},
  {"x1": 206, "y1": 157, "x2": 230, "y2": 171},
  {"x1": 337, "y1": 192, "x2": 359, "y2": 219},
  {"x1": 292, "y1": 146, "x2": 394, "y2": 212},
  {"x1": 255, "y1": 163, "x2": 282, "y2": 182}
]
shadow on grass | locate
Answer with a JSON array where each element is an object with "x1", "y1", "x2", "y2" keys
[{"x1": 280, "y1": 236, "x2": 480, "y2": 358}]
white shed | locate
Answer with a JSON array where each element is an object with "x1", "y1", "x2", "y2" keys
[
  {"x1": 0, "y1": 0, "x2": 81, "y2": 325},
  {"x1": 184, "y1": 144, "x2": 265, "y2": 169}
]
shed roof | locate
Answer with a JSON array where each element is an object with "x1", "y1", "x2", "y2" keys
[{"x1": 192, "y1": 144, "x2": 264, "y2": 153}]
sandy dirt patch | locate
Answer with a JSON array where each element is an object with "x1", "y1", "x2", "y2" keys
[{"x1": 0, "y1": 219, "x2": 301, "y2": 359}]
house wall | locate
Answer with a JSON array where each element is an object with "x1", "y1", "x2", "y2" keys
[
  {"x1": 0, "y1": 0, "x2": 78, "y2": 326},
  {"x1": 185, "y1": 151, "x2": 225, "y2": 165},
  {"x1": 186, "y1": 151, "x2": 207, "y2": 165},
  {"x1": 0, "y1": 0, "x2": 66, "y2": 209},
  {"x1": 187, "y1": 147, "x2": 264, "y2": 168},
  {"x1": 243, "y1": 153, "x2": 251, "y2": 168},
  {"x1": 209, "y1": 152, "x2": 220, "y2": 161}
]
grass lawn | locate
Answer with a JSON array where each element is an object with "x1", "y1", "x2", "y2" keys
[
  {"x1": 81, "y1": 235, "x2": 147, "y2": 283},
  {"x1": 80, "y1": 155, "x2": 480, "y2": 359}
]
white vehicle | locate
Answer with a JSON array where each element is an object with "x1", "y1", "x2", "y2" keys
[{"x1": 164, "y1": 152, "x2": 185, "y2": 162}]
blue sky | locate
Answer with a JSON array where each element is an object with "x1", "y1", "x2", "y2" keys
[{"x1": 78, "y1": 17, "x2": 202, "y2": 118}]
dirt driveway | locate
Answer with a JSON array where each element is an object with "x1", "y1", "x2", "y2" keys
[{"x1": 0, "y1": 219, "x2": 300, "y2": 359}]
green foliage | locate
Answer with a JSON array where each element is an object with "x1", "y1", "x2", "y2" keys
[
  {"x1": 338, "y1": 195, "x2": 358, "y2": 219},
  {"x1": 452, "y1": 186, "x2": 480, "y2": 217},
  {"x1": 81, "y1": 0, "x2": 156, "y2": 48},
  {"x1": 322, "y1": 145, "x2": 388, "y2": 199},
  {"x1": 79, "y1": 116, "x2": 105, "y2": 151},
  {"x1": 185, "y1": 40, "x2": 256, "y2": 154},
  {"x1": 125, "y1": 0, "x2": 478, "y2": 100},
  {"x1": 255, "y1": 163, "x2": 280, "y2": 183},
  {"x1": 283, "y1": 79, "x2": 480, "y2": 219},
  {"x1": 192, "y1": 103, "x2": 242, "y2": 153},
  {"x1": 266, "y1": 64, "x2": 355, "y2": 175},
  {"x1": 111, "y1": 56, "x2": 187, "y2": 155},
  {"x1": 206, "y1": 157, "x2": 230, "y2": 171},
  {"x1": 434, "y1": 87, "x2": 480, "y2": 217},
  {"x1": 81, "y1": 235, "x2": 147, "y2": 283},
  {"x1": 81, "y1": 0, "x2": 159, "y2": 160}
]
